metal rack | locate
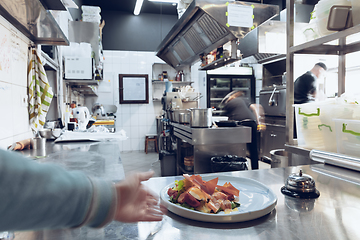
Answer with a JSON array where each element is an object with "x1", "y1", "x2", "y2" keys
[
  {"x1": 285, "y1": 0, "x2": 360, "y2": 146},
  {"x1": 64, "y1": 79, "x2": 100, "y2": 97}
]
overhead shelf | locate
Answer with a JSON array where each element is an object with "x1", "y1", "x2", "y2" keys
[
  {"x1": 152, "y1": 80, "x2": 193, "y2": 84},
  {"x1": 64, "y1": 79, "x2": 100, "y2": 86},
  {"x1": 290, "y1": 24, "x2": 360, "y2": 55},
  {"x1": 199, "y1": 57, "x2": 241, "y2": 71},
  {"x1": 41, "y1": 51, "x2": 59, "y2": 71},
  {"x1": 68, "y1": 85, "x2": 98, "y2": 97}
]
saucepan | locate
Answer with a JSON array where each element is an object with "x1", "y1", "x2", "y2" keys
[
  {"x1": 188, "y1": 108, "x2": 212, "y2": 128},
  {"x1": 39, "y1": 128, "x2": 62, "y2": 140}
]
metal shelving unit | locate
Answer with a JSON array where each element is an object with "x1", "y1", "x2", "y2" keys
[
  {"x1": 64, "y1": 79, "x2": 99, "y2": 97},
  {"x1": 285, "y1": 0, "x2": 360, "y2": 146}
]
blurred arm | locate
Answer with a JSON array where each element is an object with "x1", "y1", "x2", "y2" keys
[
  {"x1": 249, "y1": 104, "x2": 266, "y2": 131},
  {"x1": 0, "y1": 149, "x2": 116, "y2": 231}
]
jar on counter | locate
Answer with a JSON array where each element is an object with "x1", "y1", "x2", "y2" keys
[{"x1": 184, "y1": 156, "x2": 194, "y2": 171}]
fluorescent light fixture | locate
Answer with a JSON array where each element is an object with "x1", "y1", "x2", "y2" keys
[
  {"x1": 148, "y1": 0, "x2": 178, "y2": 3},
  {"x1": 134, "y1": 0, "x2": 144, "y2": 15}
]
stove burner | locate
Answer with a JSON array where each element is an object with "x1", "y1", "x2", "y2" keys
[{"x1": 281, "y1": 186, "x2": 320, "y2": 199}]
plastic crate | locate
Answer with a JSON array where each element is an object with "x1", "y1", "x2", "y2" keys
[{"x1": 334, "y1": 119, "x2": 360, "y2": 157}]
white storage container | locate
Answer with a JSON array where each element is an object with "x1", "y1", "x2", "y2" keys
[
  {"x1": 294, "y1": 102, "x2": 325, "y2": 150},
  {"x1": 81, "y1": 5, "x2": 101, "y2": 15},
  {"x1": 334, "y1": 119, "x2": 360, "y2": 157},
  {"x1": 317, "y1": 101, "x2": 349, "y2": 152},
  {"x1": 82, "y1": 14, "x2": 101, "y2": 24},
  {"x1": 315, "y1": 15, "x2": 337, "y2": 36},
  {"x1": 314, "y1": 0, "x2": 351, "y2": 20},
  {"x1": 311, "y1": 0, "x2": 352, "y2": 37}
]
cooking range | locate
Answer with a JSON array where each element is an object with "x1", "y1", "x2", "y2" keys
[{"x1": 259, "y1": 84, "x2": 287, "y2": 163}]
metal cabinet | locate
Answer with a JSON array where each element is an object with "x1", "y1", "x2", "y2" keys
[{"x1": 261, "y1": 124, "x2": 286, "y2": 160}]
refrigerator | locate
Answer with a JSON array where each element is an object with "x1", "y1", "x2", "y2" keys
[{"x1": 206, "y1": 67, "x2": 255, "y2": 114}]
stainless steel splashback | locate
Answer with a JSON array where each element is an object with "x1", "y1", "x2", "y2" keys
[
  {"x1": 156, "y1": 0, "x2": 279, "y2": 70},
  {"x1": 0, "y1": 0, "x2": 69, "y2": 45}
]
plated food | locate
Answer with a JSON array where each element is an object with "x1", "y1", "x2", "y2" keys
[
  {"x1": 167, "y1": 174, "x2": 240, "y2": 214},
  {"x1": 160, "y1": 175, "x2": 278, "y2": 223}
]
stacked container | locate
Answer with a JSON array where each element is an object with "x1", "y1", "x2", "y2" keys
[
  {"x1": 294, "y1": 102, "x2": 326, "y2": 150},
  {"x1": 81, "y1": 5, "x2": 101, "y2": 24},
  {"x1": 295, "y1": 97, "x2": 360, "y2": 155},
  {"x1": 334, "y1": 119, "x2": 360, "y2": 157},
  {"x1": 307, "y1": 0, "x2": 352, "y2": 37}
]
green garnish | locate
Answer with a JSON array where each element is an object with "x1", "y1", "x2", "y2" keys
[
  {"x1": 175, "y1": 180, "x2": 184, "y2": 191},
  {"x1": 231, "y1": 201, "x2": 241, "y2": 209}
]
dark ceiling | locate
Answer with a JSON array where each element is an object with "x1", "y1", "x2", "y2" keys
[{"x1": 81, "y1": 0, "x2": 178, "y2": 15}]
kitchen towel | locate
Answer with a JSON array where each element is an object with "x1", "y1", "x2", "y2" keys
[{"x1": 28, "y1": 48, "x2": 53, "y2": 132}]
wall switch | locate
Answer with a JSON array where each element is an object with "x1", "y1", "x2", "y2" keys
[{"x1": 21, "y1": 95, "x2": 28, "y2": 107}]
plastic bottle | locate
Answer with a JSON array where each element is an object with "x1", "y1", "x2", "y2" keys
[{"x1": 64, "y1": 103, "x2": 71, "y2": 130}]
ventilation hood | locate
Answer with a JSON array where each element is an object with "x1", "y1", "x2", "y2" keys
[
  {"x1": 238, "y1": 3, "x2": 315, "y2": 64},
  {"x1": 0, "y1": 0, "x2": 69, "y2": 46},
  {"x1": 156, "y1": 0, "x2": 279, "y2": 70}
]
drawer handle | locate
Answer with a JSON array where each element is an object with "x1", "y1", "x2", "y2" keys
[
  {"x1": 298, "y1": 107, "x2": 320, "y2": 117},
  {"x1": 342, "y1": 123, "x2": 360, "y2": 136},
  {"x1": 318, "y1": 124, "x2": 332, "y2": 132}
]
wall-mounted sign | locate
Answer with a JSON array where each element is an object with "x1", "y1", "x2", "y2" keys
[
  {"x1": 119, "y1": 74, "x2": 149, "y2": 104},
  {"x1": 227, "y1": 4, "x2": 253, "y2": 28}
]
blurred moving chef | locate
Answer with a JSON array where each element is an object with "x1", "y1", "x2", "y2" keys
[{"x1": 221, "y1": 91, "x2": 265, "y2": 170}]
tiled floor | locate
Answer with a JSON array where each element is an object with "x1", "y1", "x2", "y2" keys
[{"x1": 120, "y1": 150, "x2": 271, "y2": 177}]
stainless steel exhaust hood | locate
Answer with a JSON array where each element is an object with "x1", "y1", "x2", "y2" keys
[
  {"x1": 0, "y1": 0, "x2": 69, "y2": 46},
  {"x1": 156, "y1": 0, "x2": 279, "y2": 70},
  {"x1": 238, "y1": 4, "x2": 314, "y2": 64}
]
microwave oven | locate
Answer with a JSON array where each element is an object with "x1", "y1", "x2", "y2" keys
[{"x1": 64, "y1": 57, "x2": 94, "y2": 80}]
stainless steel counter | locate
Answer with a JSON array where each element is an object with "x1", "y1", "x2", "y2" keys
[
  {"x1": 171, "y1": 123, "x2": 251, "y2": 145},
  {"x1": 141, "y1": 164, "x2": 360, "y2": 240},
  {"x1": 13, "y1": 141, "x2": 360, "y2": 239}
]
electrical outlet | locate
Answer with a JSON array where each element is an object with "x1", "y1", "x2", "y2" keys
[{"x1": 21, "y1": 95, "x2": 28, "y2": 107}]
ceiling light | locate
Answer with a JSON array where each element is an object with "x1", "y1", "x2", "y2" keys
[
  {"x1": 134, "y1": 0, "x2": 144, "y2": 15},
  {"x1": 148, "y1": 0, "x2": 178, "y2": 3}
]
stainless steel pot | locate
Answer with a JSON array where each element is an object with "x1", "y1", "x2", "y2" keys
[
  {"x1": 39, "y1": 128, "x2": 62, "y2": 140},
  {"x1": 189, "y1": 108, "x2": 212, "y2": 128},
  {"x1": 172, "y1": 109, "x2": 189, "y2": 123},
  {"x1": 179, "y1": 112, "x2": 190, "y2": 123}
]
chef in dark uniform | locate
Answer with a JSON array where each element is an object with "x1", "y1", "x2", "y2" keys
[
  {"x1": 222, "y1": 91, "x2": 265, "y2": 170},
  {"x1": 294, "y1": 62, "x2": 327, "y2": 104},
  {"x1": 293, "y1": 62, "x2": 327, "y2": 137}
]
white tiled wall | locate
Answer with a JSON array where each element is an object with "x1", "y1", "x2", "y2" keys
[
  {"x1": 0, "y1": 16, "x2": 32, "y2": 150},
  {"x1": 101, "y1": 50, "x2": 164, "y2": 151}
]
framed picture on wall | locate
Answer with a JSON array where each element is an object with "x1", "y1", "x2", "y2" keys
[{"x1": 119, "y1": 74, "x2": 149, "y2": 104}]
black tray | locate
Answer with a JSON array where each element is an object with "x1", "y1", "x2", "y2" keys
[{"x1": 215, "y1": 120, "x2": 238, "y2": 127}]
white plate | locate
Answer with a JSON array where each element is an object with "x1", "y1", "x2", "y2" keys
[{"x1": 160, "y1": 175, "x2": 277, "y2": 223}]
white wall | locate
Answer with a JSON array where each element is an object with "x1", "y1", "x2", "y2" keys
[
  {"x1": 97, "y1": 50, "x2": 163, "y2": 151},
  {"x1": 0, "y1": 16, "x2": 32, "y2": 150}
]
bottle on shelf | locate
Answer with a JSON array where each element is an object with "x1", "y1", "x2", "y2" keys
[{"x1": 163, "y1": 71, "x2": 168, "y2": 81}]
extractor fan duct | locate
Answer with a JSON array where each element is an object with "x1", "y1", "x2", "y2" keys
[{"x1": 156, "y1": 0, "x2": 279, "y2": 70}]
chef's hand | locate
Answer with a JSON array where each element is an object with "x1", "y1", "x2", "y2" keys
[
  {"x1": 257, "y1": 124, "x2": 266, "y2": 132},
  {"x1": 114, "y1": 171, "x2": 166, "y2": 223}
]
